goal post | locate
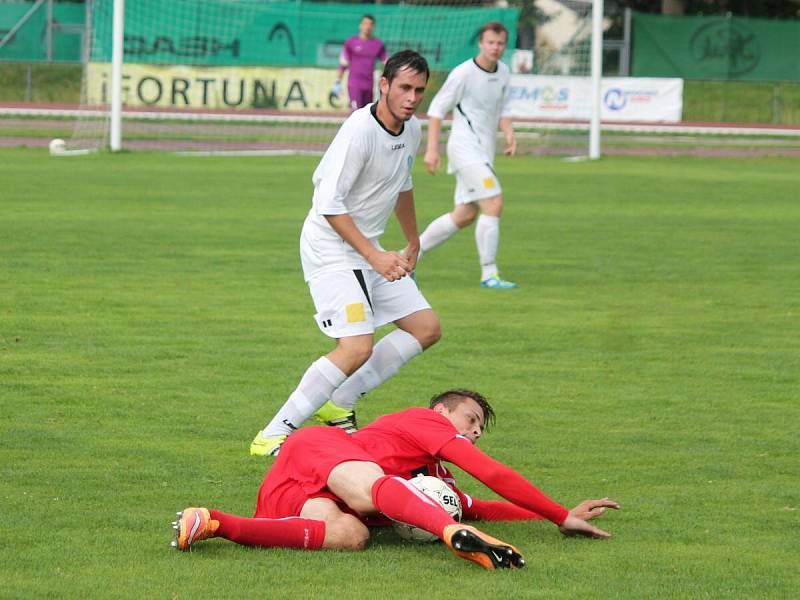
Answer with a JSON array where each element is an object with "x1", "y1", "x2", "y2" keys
[
  {"x1": 590, "y1": 0, "x2": 604, "y2": 159},
  {"x1": 110, "y1": 0, "x2": 123, "y2": 151}
]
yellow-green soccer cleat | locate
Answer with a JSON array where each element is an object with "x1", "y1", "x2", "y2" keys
[
  {"x1": 314, "y1": 400, "x2": 358, "y2": 433},
  {"x1": 249, "y1": 432, "x2": 287, "y2": 457},
  {"x1": 171, "y1": 507, "x2": 219, "y2": 551}
]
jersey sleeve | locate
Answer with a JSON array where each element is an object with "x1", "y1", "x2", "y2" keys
[
  {"x1": 400, "y1": 172, "x2": 413, "y2": 193},
  {"x1": 439, "y1": 464, "x2": 545, "y2": 521},
  {"x1": 459, "y1": 492, "x2": 546, "y2": 521},
  {"x1": 399, "y1": 120, "x2": 421, "y2": 192},
  {"x1": 378, "y1": 42, "x2": 388, "y2": 63},
  {"x1": 427, "y1": 66, "x2": 467, "y2": 120},
  {"x1": 437, "y1": 437, "x2": 569, "y2": 525},
  {"x1": 314, "y1": 124, "x2": 368, "y2": 215}
]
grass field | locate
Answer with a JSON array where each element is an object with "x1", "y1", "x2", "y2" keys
[{"x1": 2, "y1": 149, "x2": 798, "y2": 598}]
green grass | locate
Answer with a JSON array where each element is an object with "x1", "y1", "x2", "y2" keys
[
  {"x1": 683, "y1": 79, "x2": 800, "y2": 124},
  {"x1": 2, "y1": 150, "x2": 798, "y2": 598},
  {"x1": 0, "y1": 63, "x2": 82, "y2": 103}
]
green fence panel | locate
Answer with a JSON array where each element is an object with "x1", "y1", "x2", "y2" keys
[
  {"x1": 0, "y1": 1, "x2": 85, "y2": 62},
  {"x1": 633, "y1": 12, "x2": 800, "y2": 81},
  {"x1": 86, "y1": 0, "x2": 517, "y2": 70}
]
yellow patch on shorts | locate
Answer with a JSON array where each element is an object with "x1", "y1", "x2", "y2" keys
[
  {"x1": 345, "y1": 303, "x2": 366, "y2": 323},
  {"x1": 483, "y1": 176, "x2": 496, "y2": 189}
]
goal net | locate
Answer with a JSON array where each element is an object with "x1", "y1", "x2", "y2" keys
[{"x1": 68, "y1": 0, "x2": 602, "y2": 157}]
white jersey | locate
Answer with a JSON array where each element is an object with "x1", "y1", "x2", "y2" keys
[
  {"x1": 427, "y1": 59, "x2": 512, "y2": 174},
  {"x1": 300, "y1": 104, "x2": 421, "y2": 281}
]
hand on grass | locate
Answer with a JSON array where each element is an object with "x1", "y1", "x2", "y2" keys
[
  {"x1": 559, "y1": 514, "x2": 612, "y2": 539},
  {"x1": 569, "y1": 497, "x2": 620, "y2": 521}
]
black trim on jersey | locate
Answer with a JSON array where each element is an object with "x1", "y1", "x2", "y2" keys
[
  {"x1": 456, "y1": 103, "x2": 477, "y2": 137},
  {"x1": 472, "y1": 57, "x2": 498, "y2": 74},
  {"x1": 353, "y1": 270, "x2": 374, "y2": 311},
  {"x1": 485, "y1": 162, "x2": 497, "y2": 176},
  {"x1": 370, "y1": 102, "x2": 404, "y2": 137}
]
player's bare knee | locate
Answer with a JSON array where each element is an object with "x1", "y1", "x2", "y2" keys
[
  {"x1": 480, "y1": 195, "x2": 503, "y2": 217},
  {"x1": 402, "y1": 312, "x2": 441, "y2": 350},
  {"x1": 323, "y1": 514, "x2": 370, "y2": 551},
  {"x1": 347, "y1": 344, "x2": 373, "y2": 370},
  {"x1": 420, "y1": 318, "x2": 442, "y2": 349},
  {"x1": 334, "y1": 338, "x2": 374, "y2": 373},
  {"x1": 452, "y1": 209, "x2": 477, "y2": 228}
]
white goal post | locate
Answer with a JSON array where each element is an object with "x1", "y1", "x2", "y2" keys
[{"x1": 590, "y1": 0, "x2": 604, "y2": 159}]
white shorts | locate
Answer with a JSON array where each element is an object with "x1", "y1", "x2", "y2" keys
[
  {"x1": 454, "y1": 163, "x2": 502, "y2": 205},
  {"x1": 307, "y1": 269, "x2": 431, "y2": 338}
]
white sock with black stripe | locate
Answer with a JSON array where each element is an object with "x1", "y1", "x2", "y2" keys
[{"x1": 262, "y1": 356, "x2": 346, "y2": 437}]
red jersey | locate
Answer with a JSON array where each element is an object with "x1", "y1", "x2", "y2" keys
[
  {"x1": 351, "y1": 407, "x2": 462, "y2": 478},
  {"x1": 352, "y1": 407, "x2": 569, "y2": 525}
]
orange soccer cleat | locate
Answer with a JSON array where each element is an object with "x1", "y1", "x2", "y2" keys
[
  {"x1": 443, "y1": 524, "x2": 525, "y2": 570},
  {"x1": 171, "y1": 507, "x2": 219, "y2": 551}
]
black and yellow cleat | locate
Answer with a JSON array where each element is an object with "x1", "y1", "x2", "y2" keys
[{"x1": 314, "y1": 400, "x2": 358, "y2": 434}]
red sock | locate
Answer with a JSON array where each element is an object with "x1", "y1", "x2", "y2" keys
[
  {"x1": 209, "y1": 510, "x2": 325, "y2": 550},
  {"x1": 370, "y1": 476, "x2": 457, "y2": 539}
]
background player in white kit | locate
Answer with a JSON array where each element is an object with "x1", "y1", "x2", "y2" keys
[
  {"x1": 251, "y1": 51, "x2": 441, "y2": 457},
  {"x1": 418, "y1": 21, "x2": 518, "y2": 289}
]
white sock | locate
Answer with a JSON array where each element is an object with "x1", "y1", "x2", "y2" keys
[
  {"x1": 475, "y1": 214, "x2": 500, "y2": 281},
  {"x1": 330, "y1": 329, "x2": 423, "y2": 410},
  {"x1": 419, "y1": 213, "x2": 459, "y2": 258},
  {"x1": 262, "y1": 356, "x2": 347, "y2": 436}
]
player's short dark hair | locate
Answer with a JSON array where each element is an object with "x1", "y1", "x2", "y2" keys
[
  {"x1": 361, "y1": 14, "x2": 375, "y2": 24},
  {"x1": 479, "y1": 21, "x2": 509, "y2": 41},
  {"x1": 382, "y1": 50, "x2": 430, "y2": 84},
  {"x1": 429, "y1": 389, "x2": 496, "y2": 431}
]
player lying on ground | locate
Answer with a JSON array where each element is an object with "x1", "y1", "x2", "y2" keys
[{"x1": 174, "y1": 390, "x2": 619, "y2": 570}]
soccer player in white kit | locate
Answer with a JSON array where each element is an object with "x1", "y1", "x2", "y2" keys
[
  {"x1": 251, "y1": 51, "x2": 441, "y2": 457},
  {"x1": 418, "y1": 21, "x2": 518, "y2": 289}
]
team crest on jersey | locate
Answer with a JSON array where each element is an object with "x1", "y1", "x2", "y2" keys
[{"x1": 483, "y1": 176, "x2": 496, "y2": 189}]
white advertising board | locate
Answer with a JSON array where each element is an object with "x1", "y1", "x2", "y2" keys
[{"x1": 507, "y1": 76, "x2": 684, "y2": 122}]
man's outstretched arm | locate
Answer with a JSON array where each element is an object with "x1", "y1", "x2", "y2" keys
[
  {"x1": 458, "y1": 490, "x2": 619, "y2": 523},
  {"x1": 438, "y1": 438, "x2": 614, "y2": 538}
]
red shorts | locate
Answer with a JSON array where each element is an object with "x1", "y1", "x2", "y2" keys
[{"x1": 254, "y1": 426, "x2": 375, "y2": 519}]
